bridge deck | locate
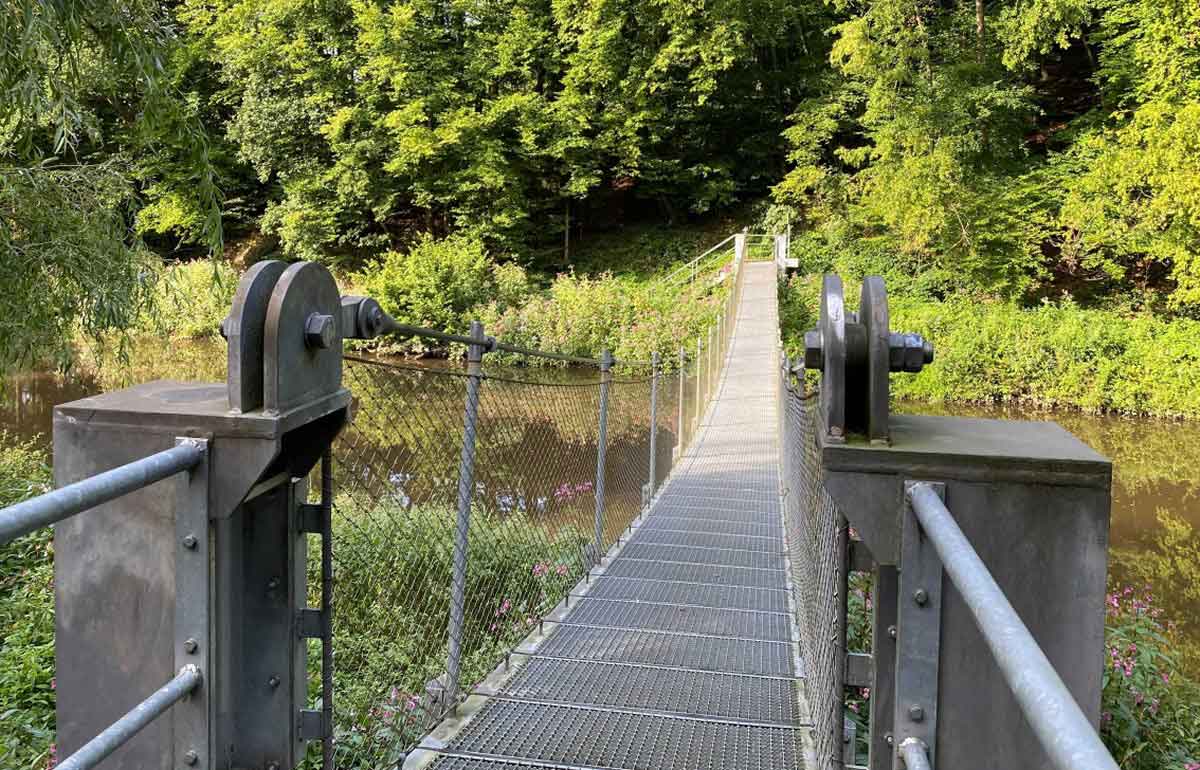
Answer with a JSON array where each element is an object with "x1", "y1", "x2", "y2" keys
[{"x1": 419, "y1": 262, "x2": 809, "y2": 770}]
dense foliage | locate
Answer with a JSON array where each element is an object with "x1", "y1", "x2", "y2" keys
[
  {"x1": 773, "y1": 0, "x2": 1200, "y2": 313},
  {"x1": 0, "y1": 436, "x2": 53, "y2": 770}
]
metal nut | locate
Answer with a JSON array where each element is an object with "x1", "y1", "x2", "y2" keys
[
  {"x1": 304, "y1": 313, "x2": 336, "y2": 350},
  {"x1": 909, "y1": 704, "x2": 925, "y2": 722},
  {"x1": 914, "y1": 588, "x2": 929, "y2": 606},
  {"x1": 183, "y1": 638, "x2": 198, "y2": 654},
  {"x1": 183, "y1": 750, "x2": 198, "y2": 766},
  {"x1": 885, "y1": 733, "x2": 894, "y2": 746},
  {"x1": 803, "y1": 330, "x2": 824, "y2": 369},
  {"x1": 888, "y1": 332, "x2": 935, "y2": 373},
  {"x1": 182, "y1": 534, "x2": 198, "y2": 550}
]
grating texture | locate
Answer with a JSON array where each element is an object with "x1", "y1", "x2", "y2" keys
[
  {"x1": 581, "y1": 577, "x2": 790, "y2": 613},
  {"x1": 533, "y1": 624, "x2": 795, "y2": 676},
  {"x1": 602, "y1": 556, "x2": 788, "y2": 588},
  {"x1": 641, "y1": 515, "x2": 783, "y2": 540},
  {"x1": 618, "y1": 542, "x2": 786, "y2": 570},
  {"x1": 502, "y1": 657, "x2": 802, "y2": 724},
  {"x1": 561, "y1": 597, "x2": 792, "y2": 640},
  {"x1": 630, "y1": 527, "x2": 783, "y2": 552},
  {"x1": 423, "y1": 259, "x2": 811, "y2": 770},
  {"x1": 445, "y1": 700, "x2": 802, "y2": 770},
  {"x1": 781, "y1": 374, "x2": 846, "y2": 770}
]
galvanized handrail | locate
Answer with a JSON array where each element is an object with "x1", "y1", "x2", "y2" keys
[
  {"x1": 56, "y1": 665, "x2": 202, "y2": 770},
  {"x1": 906, "y1": 482, "x2": 1120, "y2": 770},
  {"x1": 0, "y1": 441, "x2": 206, "y2": 545},
  {"x1": 658, "y1": 234, "x2": 737, "y2": 286}
]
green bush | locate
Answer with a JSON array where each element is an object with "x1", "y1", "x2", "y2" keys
[
  {"x1": 1101, "y1": 585, "x2": 1200, "y2": 769},
  {"x1": 478, "y1": 269, "x2": 729, "y2": 369},
  {"x1": 0, "y1": 435, "x2": 53, "y2": 770},
  {"x1": 138, "y1": 259, "x2": 239, "y2": 340},
  {"x1": 781, "y1": 273, "x2": 1200, "y2": 418},
  {"x1": 358, "y1": 235, "x2": 497, "y2": 348}
]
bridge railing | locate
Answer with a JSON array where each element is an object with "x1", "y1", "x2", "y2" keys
[
  {"x1": 780, "y1": 326, "x2": 1113, "y2": 770},
  {"x1": 0, "y1": 440, "x2": 208, "y2": 770},
  {"x1": 320, "y1": 235, "x2": 746, "y2": 769},
  {"x1": 904, "y1": 482, "x2": 1118, "y2": 770}
]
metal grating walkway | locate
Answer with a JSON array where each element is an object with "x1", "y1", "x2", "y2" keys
[{"x1": 414, "y1": 262, "x2": 810, "y2": 770}]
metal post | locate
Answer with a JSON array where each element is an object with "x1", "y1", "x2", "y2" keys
[
  {"x1": 695, "y1": 336, "x2": 702, "y2": 420},
  {"x1": 647, "y1": 351, "x2": 659, "y2": 500},
  {"x1": 594, "y1": 350, "x2": 612, "y2": 562},
  {"x1": 319, "y1": 448, "x2": 333, "y2": 769},
  {"x1": 709, "y1": 324, "x2": 716, "y2": 386},
  {"x1": 446, "y1": 320, "x2": 486, "y2": 705},
  {"x1": 906, "y1": 482, "x2": 1120, "y2": 770},
  {"x1": 677, "y1": 346, "x2": 686, "y2": 454}
]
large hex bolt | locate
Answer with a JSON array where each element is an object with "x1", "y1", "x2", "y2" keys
[
  {"x1": 304, "y1": 313, "x2": 335, "y2": 349},
  {"x1": 803, "y1": 330, "x2": 824, "y2": 369},
  {"x1": 888, "y1": 332, "x2": 935, "y2": 373}
]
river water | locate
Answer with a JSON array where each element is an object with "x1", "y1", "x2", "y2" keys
[{"x1": 3, "y1": 342, "x2": 1196, "y2": 655}]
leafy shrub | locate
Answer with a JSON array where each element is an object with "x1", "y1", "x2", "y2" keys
[
  {"x1": 138, "y1": 259, "x2": 239, "y2": 340},
  {"x1": 0, "y1": 435, "x2": 53, "y2": 770},
  {"x1": 359, "y1": 235, "x2": 496, "y2": 347},
  {"x1": 479, "y1": 269, "x2": 729, "y2": 369},
  {"x1": 1102, "y1": 585, "x2": 1200, "y2": 769},
  {"x1": 782, "y1": 274, "x2": 1200, "y2": 417}
]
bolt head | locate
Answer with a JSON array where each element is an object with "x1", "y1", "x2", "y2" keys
[
  {"x1": 182, "y1": 534, "x2": 198, "y2": 550},
  {"x1": 914, "y1": 588, "x2": 929, "y2": 606},
  {"x1": 304, "y1": 313, "x2": 336, "y2": 350},
  {"x1": 183, "y1": 749, "x2": 198, "y2": 766},
  {"x1": 888, "y1": 625, "x2": 897, "y2": 639},
  {"x1": 803, "y1": 330, "x2": 824, "y2": 369},
  {"x1": 909, "y1": 704, "x2": 925, "y2": 722},
  {"x1": 183, "y1": 638, "x2": 198, "y2": 654},
  {"x1": 268, "y1": 675, "x2": 280, "y2": 689},
  {"x1": 267, "y1": 577, "x2": 280, "y2": 590},
  {"x1": 885, "y1": 733, "x2": 894, "y2": 746}
]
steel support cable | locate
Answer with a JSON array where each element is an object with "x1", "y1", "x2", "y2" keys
[
  {"x1": 0, "y1": 442, "x2": 205, "y2": 545},
  {"x1": 907, "y1": 482, "x2": 1120, "y2": 770}
]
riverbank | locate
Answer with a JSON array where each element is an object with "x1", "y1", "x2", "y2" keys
[{"x1": 780, "y1": 272, "x2": 1200, "y2": 419}]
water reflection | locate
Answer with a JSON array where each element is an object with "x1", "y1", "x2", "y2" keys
[{"x1": 897, "y1": 400, "x2": 1200, "y2": 660}]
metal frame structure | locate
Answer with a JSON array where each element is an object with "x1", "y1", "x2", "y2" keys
[{"x1": 787, "y1": 272, "x2": 1116, "y2": 770}]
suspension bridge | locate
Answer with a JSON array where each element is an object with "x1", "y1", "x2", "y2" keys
[{"x1": 0, "y1": 234, "x2": 1118, "y2": 770}]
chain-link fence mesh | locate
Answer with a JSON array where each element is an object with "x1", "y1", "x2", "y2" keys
[
  {"x1": 781, "y1": 370, "x2": 847, "y2": 770},
  {"x1": 315, "y1": 356, "x2": 699, "y2": 769}
]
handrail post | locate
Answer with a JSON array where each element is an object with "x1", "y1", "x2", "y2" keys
[
  {"x1": 446, "y1": 320, "x2": 486, "y2": 706},
  {"x1": 677, "y1": 346, "x2": 686, "y2": 455},
  {"x1": 647, "y1": 352, "x2": 659, "y2": 501},
  {"x1": 594, "y1": 349, "x2": 613, "y2": 563},
  {"x1": 694, "y1": 336, "x2": 702, "y2": 426}
]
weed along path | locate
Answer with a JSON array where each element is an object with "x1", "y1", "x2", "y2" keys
[{"x1": 404, "y1": 261, "x2": 811, "y2": 770}]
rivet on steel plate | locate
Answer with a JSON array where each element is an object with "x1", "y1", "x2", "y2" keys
[
  {"x1": 183, "y1": 638, "x2": 198, "y2": 654},
  {"x1": 183, "y1": 749, "x2": 198, "y2": 766},
  {"x1": 909, "y1": 704, "x2": 925, "y2": 722},
  {"x1": 913, "y1": 588, "x2": 929, "y2": 606},
  {"x1": 182, "y1": 534, "x2": 198, "y2": 550}
]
